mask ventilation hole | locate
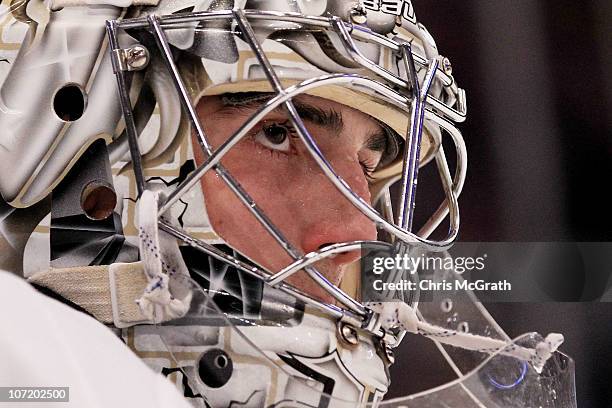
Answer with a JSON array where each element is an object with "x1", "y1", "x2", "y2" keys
[
  {"x1": 198, "y1": 349, "x2": 233, "y2": 388},
  {"x1": 81, "y1": 181, "x2": 117, "y2": 221},
  {"x1": 53, "y1": 84, "x2": 86, "y2": 121}
]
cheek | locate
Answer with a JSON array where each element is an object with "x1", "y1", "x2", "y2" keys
[
  {"x1": 198, "y1": 144, "x2": 303, "y2": 267},
  {"x1": 214, "y1": 145, "x2": 292, "y2": 206}
]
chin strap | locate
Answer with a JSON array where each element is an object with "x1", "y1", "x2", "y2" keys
[
  {"x1": 135, "y1": 189, "x2": 192, "y2": 323},
  {"x1": 367, "y1": 301, "x2": 564, "y2": 374}
]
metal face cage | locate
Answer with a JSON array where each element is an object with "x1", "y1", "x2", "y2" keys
[{"x1": 106, "y1": 9, "x2": 468, "y2": 335}]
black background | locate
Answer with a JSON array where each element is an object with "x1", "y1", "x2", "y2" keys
[{"x1": 388, "y1": 1, "x2": 612, "y2": 406}]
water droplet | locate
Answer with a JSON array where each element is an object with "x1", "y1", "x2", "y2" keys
[
  {"x1": 440, "y1": 298, "x2": 453, "y2": 313},
  {"x1": 458, "y1": 321, "x2": 469, "y2": 333}
]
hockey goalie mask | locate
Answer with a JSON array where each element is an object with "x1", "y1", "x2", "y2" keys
[{"x1": 0, "y1": 0, "x2": 576, "y2": 406}]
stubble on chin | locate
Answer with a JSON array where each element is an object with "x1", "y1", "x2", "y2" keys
[{"x1": 284, "y1": 260, "x2": 345, "y2": 305}]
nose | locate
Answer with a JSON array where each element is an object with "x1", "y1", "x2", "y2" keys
[{"x1": 298, "y1": 160, "x2": 377, "y2": 265}]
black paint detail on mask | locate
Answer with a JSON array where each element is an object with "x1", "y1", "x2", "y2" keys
[
  {"x1": 178, "y1": 245, "x2": 305, "y2": 327},
  {"x1": 227, "y1": 390, "x2": 265, "y2": 407},
  {"x1": 279, "y1": 353, "x2": 336, "y2": 408},
  {"x1": 51, "y1": 213, "x2": 126, "y2": 264},
  {"x1": 146, "y1": 159, "x2": 196, "y2": 227},
  {"x1": 180, "y1": 245, "x2": 264, "y2": 318},
  {"x1": 0, "y1": 194, "x2": 16, "y2": 223},
  {"x1": 197, "y1": 349, "x2": 233, "y2": 388},
  {"x1": 161, "y1": 366, "x2": 209, "y2": 404},
  {"x1": 148, "y1": 159, "x2": 196, "y2": 187}
]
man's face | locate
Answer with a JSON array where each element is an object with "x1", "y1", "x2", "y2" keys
[{"x1": 194, "y1": 94, "x2": 393, "y2": 303}]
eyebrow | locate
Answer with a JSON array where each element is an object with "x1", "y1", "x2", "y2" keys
[
  {"x1": 291, "y1": 101, "x2": 343, "y2": 135},
  {"x1": 293, "y1": 103, "x2": 394, "y2": 158},
  {"x1": 365, "y1": 130, "x2": 389, "y2": 153},
  {"x1": 220, "y1": 95, "x2": 344, "y2": 134}
]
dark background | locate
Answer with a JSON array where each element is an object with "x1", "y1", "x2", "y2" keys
[{"x1": 389, "y1": 1, "x2": 612, "y2": 406}]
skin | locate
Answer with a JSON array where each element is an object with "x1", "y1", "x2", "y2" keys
[{"x1": 193, "y1": 94, "x2": 391, "y2": 303}]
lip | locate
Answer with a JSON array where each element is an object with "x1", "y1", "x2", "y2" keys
[
  {"x1": 326, "y1": 250, "x2": 361, "y2": 266},
  {"x1": 310, "y1": 246, "x2": 362, "y2": 266}
]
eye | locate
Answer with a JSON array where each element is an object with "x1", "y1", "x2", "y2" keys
[
  {"x1": 360, "y1": 160, "x2": 377, "y2": 180},
  {"x1": 253, "y1": 122, "x2": 294, "y2": 152},
  {"x1": 358, "y1": 149, "x2": 381, "y2": 181}
]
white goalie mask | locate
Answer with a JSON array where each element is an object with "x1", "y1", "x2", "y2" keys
[{"x1": 0, "y1": 0, "x2": 576, "y2": 406}]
